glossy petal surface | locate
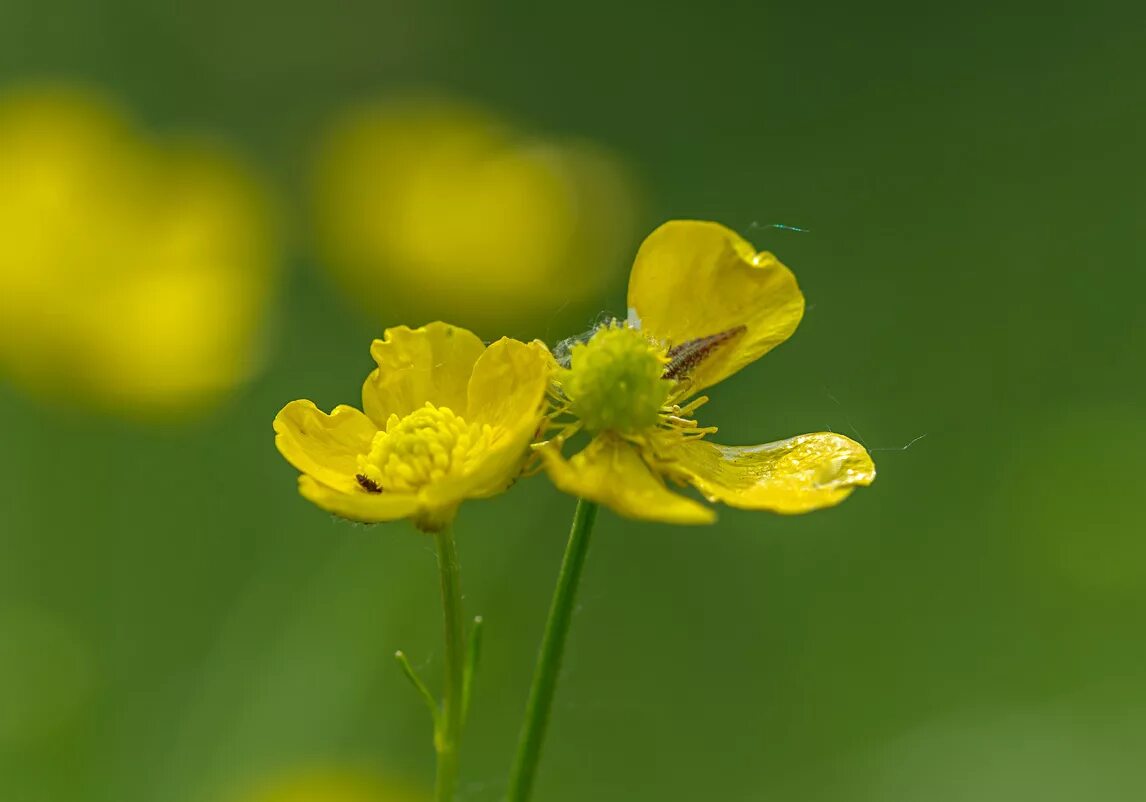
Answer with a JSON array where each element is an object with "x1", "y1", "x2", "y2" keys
[
  {"x1": 361, "y1": 322, "x2": 485, "y2": 426},
  {"x1": 298, "y1": 475, "x2": 421, "y2": 523},
  {"x1": 273, "y1": 400, "x2": 377, "y2": 493},
  {"x1": 656, "y1": 433, "x2": 875, "y2": 514},
  {"x1": 627, "y1": 220, "x2": 805, "y2": 394},
  {"x1": 538, "y1": 434, "x2": 715, "y2": 525}
]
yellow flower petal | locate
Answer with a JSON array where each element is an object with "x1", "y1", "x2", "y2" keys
[
  {"x1": 422, "y1": 337, "x2": 554, "y2": 505},
  {"x1": 626, "y1": 220, "x2": 805, "y2": 394},
  {"x1": 361, "y1": 322, "x2": 486, "y2": 426},
  {"x1": 538, "y1": 434, "x2": 715, "y2": 525},
  {"x1": 465, "y1": 337, "x2": 553, "y2": 431},
  {"x1": 462, "y1": 337, "x2": 552, "y2": 479},
  {"x1": 273, "y1": 400, "x2": 377, "y2": 493},
  {"x1": 655, "y1": 433, "x2": 875, "y2": 514},
  {"x1": 298, "y1": 475, "x2": 421, "y2": 524}
]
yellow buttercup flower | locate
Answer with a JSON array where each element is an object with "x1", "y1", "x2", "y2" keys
[
  {"x1": 539, "y1": 220, "x2": 876, "y2": 524},
  {"x1": 312, "y1": 96, "x2": 636, "y2": 333},
  {"x1": 0, "y1": 85, "x2": 278, "y2": 417},
  {"x1": 274, "y1": 322, "x2": 552, "y2": 532}
]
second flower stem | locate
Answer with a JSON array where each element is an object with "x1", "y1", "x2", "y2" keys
[
  {"x1": 506, "y1": 498, "x2": 599, "y2": 802},
  {"x1": 434, "y1": 525, "x2": 466, "y2": 802}
]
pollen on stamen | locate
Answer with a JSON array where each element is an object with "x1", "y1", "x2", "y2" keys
[{"x1": 355, "y1": 403, "x2": 493, "y2": 494}]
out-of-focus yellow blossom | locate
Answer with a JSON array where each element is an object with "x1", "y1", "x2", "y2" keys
[
  {"x1": 237, "y1": 767, "x2": 426, "y2": 802},
  {"x1": 539, "y1": 220, "x2": 876, "y2": 524},
  {"x1": 312, "y1": 97, "x2": 636, "y2": 332},
  {"x1": 0, "y1": 86, "x2": 277, "y2": 416},
  {"x1": 274, "y1": 322, "x2": 552, "y2": 532}
]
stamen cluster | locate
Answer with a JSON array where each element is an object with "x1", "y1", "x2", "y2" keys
[
  {"x1": 560, "y1": 324, "x2": 673, "y2": 434},
  {"x1": 357, "y1": 402, "x2": 492, "y2": 493}
]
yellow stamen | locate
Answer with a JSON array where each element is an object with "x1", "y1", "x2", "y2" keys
[{"x1": 356, "y1": 402, "x2": 492, "y2": 493}]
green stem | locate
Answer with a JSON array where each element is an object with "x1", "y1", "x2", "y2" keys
[
  {"x1": 506, "y1": 498, "x2": 599, "y2": 802},
  {"x1": 434, "y1": 525, "x2": 466, "y2": 802}
]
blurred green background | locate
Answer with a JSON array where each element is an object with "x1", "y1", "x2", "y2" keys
[{"x1": 2, "y1": 1, "x2": 1145, "y2": 801}]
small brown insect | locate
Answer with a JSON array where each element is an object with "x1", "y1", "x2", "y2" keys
[
  {"x1": 356, "y1": 474, "x2": 383, "y2": 493},
  {"x1": 663, "y1": 325, "x2": 747, "y2": 380}
]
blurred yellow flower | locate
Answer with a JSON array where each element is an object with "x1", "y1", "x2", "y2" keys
[
  {"x1": 238, "y1": 767, "x2": 426, "y2": 802},
  {"x1": 540, "y1": 220, "x2": 876, "y2": 524},
  {"x1": 0, "y1": 85, "x2": 278, "y2": 416},
  {"x1": 274, "y1": 322, "x2": 552, "y2": 532},
  {"x1": 311, "y1": 97, "x2": 636, "y2": 333}
]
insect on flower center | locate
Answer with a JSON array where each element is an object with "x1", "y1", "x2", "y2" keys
[
  {"x1": 561, "y1": 324, "x2": 673, "y2": 434},
  {"x1": 356, "y1": 402, "x2": 492, "y2": 493}
]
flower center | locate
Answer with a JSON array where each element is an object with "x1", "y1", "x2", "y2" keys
[
  {"x1": 561, "y1": 324, "x2": 673, "y2": 434},
  {"x1": 356, "y1": 402, "x2": 492, "y2": 493}
]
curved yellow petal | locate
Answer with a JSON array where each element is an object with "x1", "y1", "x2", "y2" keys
[
  {"x1": 626, "y1": 220, "x2": 805, "y2": 394},
  {"x1": 465, "y1": 337, "x2": 554, "y2": 430},
  {"x1": 273, "y1": 400, "x2": 377, "y2": 493},
  {"x1": 361, "y1": 322, "x2": 486, "y2": 426},
  {"x1": 538, "y1": 434, "x2": 715, "y2": 525},
  {"x1": 461, "y1": 337, "x2": 553, "y2": 492},
  {"x1": 422, "y1": 337, "x2": 554, "y2": 505},
  {"x1": 655, "y1": 433, "x2": 875, "y2": 514},
  {"x1": 298, "y1": 475, "x2": 422, "y2": 524}
]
